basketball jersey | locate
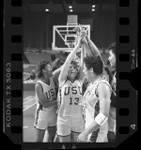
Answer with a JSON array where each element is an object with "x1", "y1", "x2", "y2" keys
[
  {"x1": 82, "y1": 77, "x2": 111, "y2": 140},
  {"x1": 35, "y1": 78, "x2": 57, "y2": 112},
  {"x1": 58, "y1": 79, "x2": 83, "y2": 117}
]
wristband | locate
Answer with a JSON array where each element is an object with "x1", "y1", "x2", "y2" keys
[{"x1": 95, "y1": 112, "x2": 108, "y2": 126}]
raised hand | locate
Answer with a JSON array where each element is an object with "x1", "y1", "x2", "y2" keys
[{"x1": 81, "y1": 28, "x2": 87, "y2": 39}]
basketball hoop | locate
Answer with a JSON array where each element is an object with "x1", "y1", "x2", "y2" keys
[
  {"x1": 52, "y1": 23, "x2": 90, "y2": 51},
  {"x1": 68, "y1": 42, "x2": 74, "y2": 48}
]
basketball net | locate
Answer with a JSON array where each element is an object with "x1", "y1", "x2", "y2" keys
[{"x1": 68, "y1": 42, "x2": 74, "y2": 48}]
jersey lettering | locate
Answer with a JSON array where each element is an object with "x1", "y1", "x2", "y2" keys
[
  {"x1": 50, "y1": 89, "x2": 55, "y2": 97},
  {"x1": 72, "y1": 86, "x2": 77, "y2": 94},
  {"x1": 45, "y1": 89, "x2": 55, "y2": 99},
  {"x1": 74, "y1": 97, "x2": 79, "y2": 105},
  {"x1": 58, "y1": 80, "x2": 83, "y2": 116},
  {"x1": 69, "y1": 97, "x2": 80, "y2": 105},
  {"x1": 64, "y1": 86, "x2": 70, "y2": 95},
  {"x1": 69, "y1": 97, "x2": 73, "y2": 105},
  {"x1": 64, "y1": 86, "x2": 82, "y2": 95},
  {"x1": 78, "y1": 86, "x2": 83, "y2": 95}
]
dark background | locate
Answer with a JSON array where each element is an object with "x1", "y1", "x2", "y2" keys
[{"x1": 23, "y1": 2, "x2": 116, "y2": 50}]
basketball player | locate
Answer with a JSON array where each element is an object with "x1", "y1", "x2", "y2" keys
[
  {"x1": 77, "y1": 55, "x2": 112, "y2": 142},
  {"x1": 107, "y1": 42, "x2": 116, "y2": 142},
  {"x1": 34, "y1": 61, "x2": 57, "y2": 142},
  {"x1": 57, "y1": 35, "x2": 86, "y2": 142},
  {"x1": 79, "y1": 30, "x2": 110, "y2": 142},
  {"x1": 52, "y1": 58, "x2": 65, "y2": 143},
  {"x1": 78, "y1": 29, "x2": 116, "y2": 142},
  {"x1": 82, "y1": 38, "x2": 116, "y2": 142}
]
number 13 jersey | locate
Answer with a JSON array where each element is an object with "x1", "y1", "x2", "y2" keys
[{"x1": 58, "y1": 79, "x2": 83, "y2": 117}]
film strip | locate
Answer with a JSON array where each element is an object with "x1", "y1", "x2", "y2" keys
[{"x1": 3, "y1": 0, "x2": 139, "y2": 149}]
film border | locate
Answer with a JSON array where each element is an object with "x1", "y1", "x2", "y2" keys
[{"x1": 3, "y1": 0, "x2": 138, "y2": 149}]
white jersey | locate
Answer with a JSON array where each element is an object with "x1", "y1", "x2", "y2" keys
[
  {"x1": 82, "y1": 76, "x2": 111, "y2": 141},
  {"x1": 58, "y1": 79, "x2": 83, "y2": 117},
  {"x1": 35, "y1": 78, "x2": 57, "y2": 112}
]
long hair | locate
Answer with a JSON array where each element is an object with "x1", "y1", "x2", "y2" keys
[
  {"x1": 104, "y1": 66, "x2": 113, "y2": 85},
  {"x1": 36, "y1": 61, "x2": 50, "y2": 79}
]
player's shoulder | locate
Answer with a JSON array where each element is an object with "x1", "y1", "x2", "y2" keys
[
  {"x1": 35, "y1": 80, "x2": 42, "y2": 86},
  {"x1": 98, "y1": 78, "x2": 110, "y2": 85},
  {"x1": 97, "y1": 81, "x2": 111, "y2": 95},
  {"x1": 36, "y1": 79, "x2": 44, "y2": 85},
  {"x1": 96, "y1": 78, "x2": 111, "y2": 90},
  {"x1": 35, "y1": 81, "x2": 43, "y2": 92},
  {"x1": 36, "y1": 80, "x2": 48, "y2": 90}
]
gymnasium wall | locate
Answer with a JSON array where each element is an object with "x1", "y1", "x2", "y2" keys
[{"x1": 24, "y1": 52, "x2": 52, "y2": 65}]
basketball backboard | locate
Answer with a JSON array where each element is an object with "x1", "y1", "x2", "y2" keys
[{"x1": 52, "y1": 25, "x2": 91, "y2": 52}]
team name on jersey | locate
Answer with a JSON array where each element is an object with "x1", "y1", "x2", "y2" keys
[
  {"x1": 63, "y1": 86, "x2": 82, "y2": 96},
  {"x1": 44, "y1": 89, "x2": 56, "y2": 100}
]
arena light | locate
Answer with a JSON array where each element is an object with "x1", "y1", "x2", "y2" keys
[
  {"x1": 69, "y1": 5, "x2": 72, "y2": 9},
  {"x1": 70, "y1": 9, "x2": 73, "y2": 12},
  {"x1": 92, "y1": 5, "x2": 96, "y2": 8},
  {"x1": 45, "y1": 9, "x2": 49, "y2": 12}
]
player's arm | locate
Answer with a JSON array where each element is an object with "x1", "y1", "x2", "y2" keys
[
  {"x1": 80, "y1": 83, "x2": 111, "y2": 138},
  {"x1": 58, "y1": 37, "x2": 82, "y2": 83},
  {"x1": 98, "y1": 83, "x2": 111, "y2": 117},
  {"x1": 52, "y1": 66, "x2": 61, "y2": 83},
  {"x1": 80, "y1": 29, "x2": 102, "y2": 58},
  {"x1": 84, "y1": 36, "x2": 101, "y2": 57},
  {"x1": 35, "y1": 83, "x2": 57, "y2": 108},
  {"x1": 52, "y1": 65, "x2": 62, "y2": 77},
  {"x1": 52, "y1": 67, "x2": 61, "y2": 92},
  {"x1": 78, "y1": 44, "x2": 85, "y2": 82}
]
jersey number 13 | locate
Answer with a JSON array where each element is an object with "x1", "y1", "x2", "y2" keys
[{"x1": 69, "y1": 97, "x2": 79, "y2": 105}]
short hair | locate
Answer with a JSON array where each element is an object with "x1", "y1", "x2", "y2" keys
[
  {"x1": 36, "y1": 61, "x2": 50, "y2": 79},
  {"x1": 83, "y1": 55, "x2": 103, "y2": 75},
  {"x1": 108, "y1": 42, "x2": 116, "y2": 56}
]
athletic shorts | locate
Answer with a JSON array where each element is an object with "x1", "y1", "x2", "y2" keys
[
  {"x1": 34, "y1": 109, "x2": 57, "y2": 130},
  {"x1": 57, "y1": 115, "x2": 85, "y2": 136}
]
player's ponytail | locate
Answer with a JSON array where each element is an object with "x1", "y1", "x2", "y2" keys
[{"x1": 104, "y1": 66, "x2": 113, "y2": 85}]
